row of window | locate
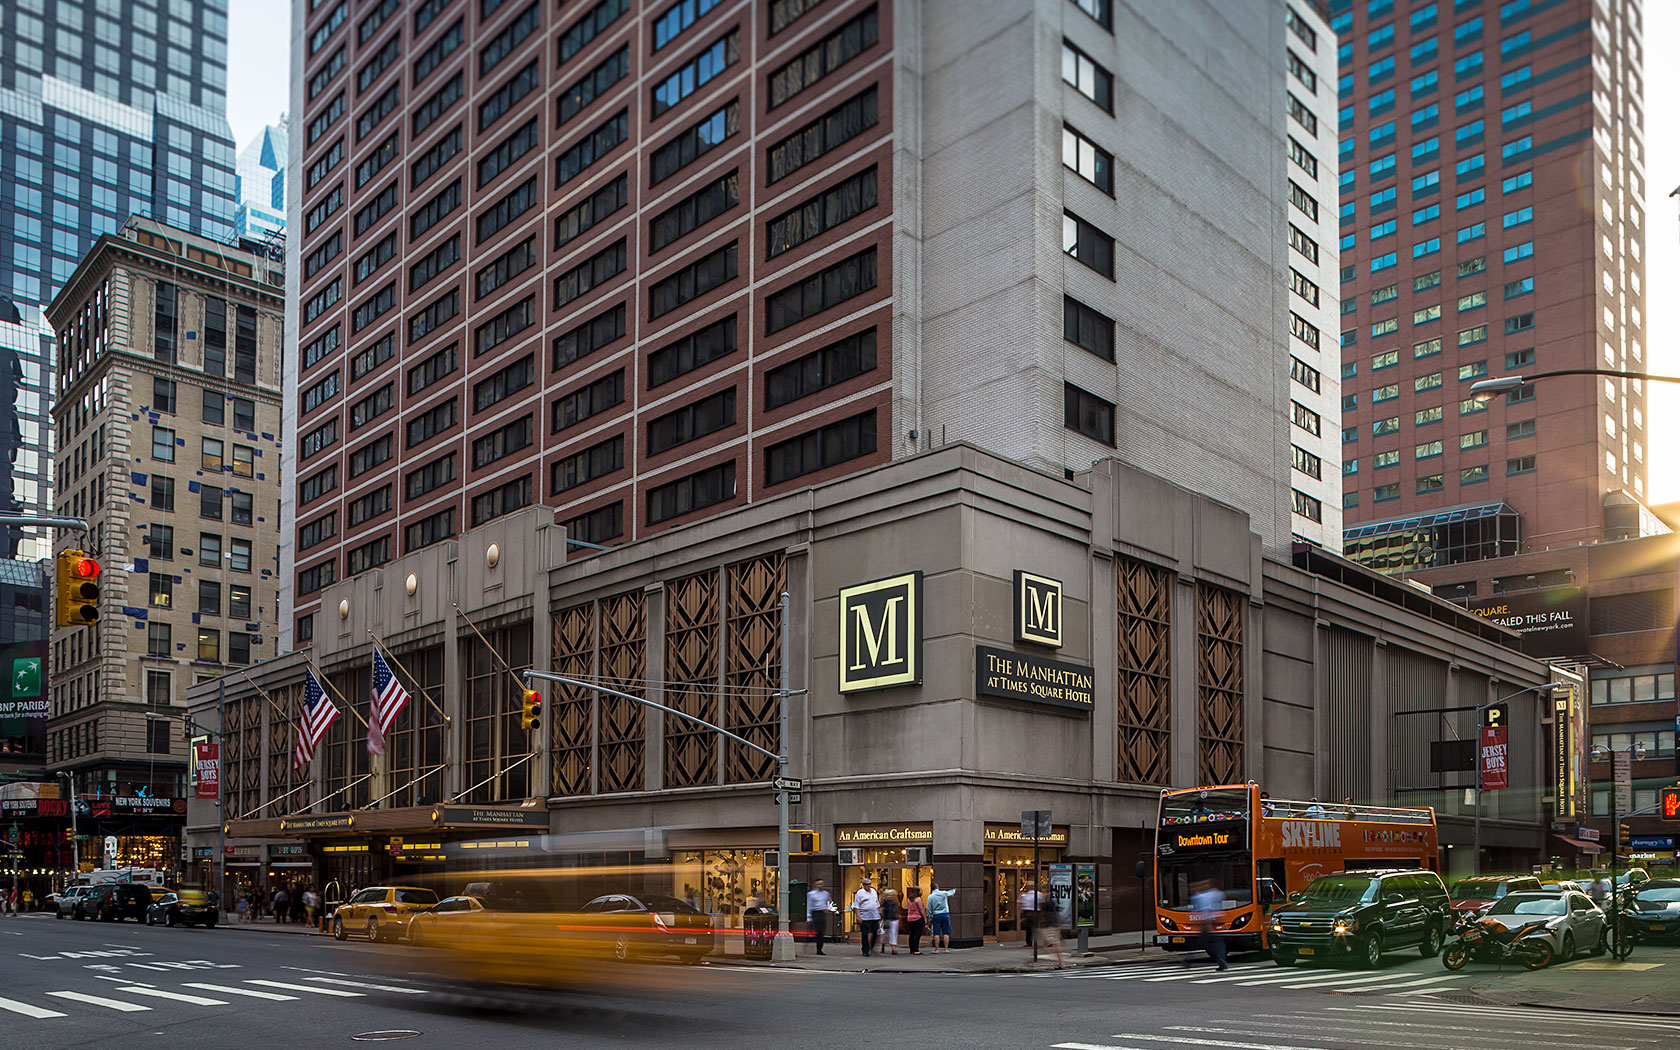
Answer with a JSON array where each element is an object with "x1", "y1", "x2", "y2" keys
[
  {"x1": 150, "y1": 428, "x2": 258, "y2": 477},
  {"x1": 144, "y1": 622, "x2": 259, "y2": 665},
  {"x1": 143, "y1": 524, "x2": 258, "y2": 572},
  {"x1": 1359, "y1": 455, "x2": 1537, "y2": 502}
]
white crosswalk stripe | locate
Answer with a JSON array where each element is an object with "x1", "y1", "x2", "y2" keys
[
  {"x1": 1337, "y1": 1001, "x2": 1680, "y2": 1032},
  {"x1": 180, "y1": 982, "x2": 298, "y2": 1001},
  {"x1": 244, "y1": 979, "x2": 365, "y2": 997},
  {"x1": 1026, "y1": 961, "x2": 1474, "y2": 996},
  {"x1": 45, "y1": 990, "x2": 151, "y2": 1013},
  {"x1": 115, "y1": 986, "x2": 229, "y2": 1006},
  {"x1": 0, "y1": 995, "x2": 67, "y2": 1019},
  {"x1": 303, "y1": 976, "x2": 428, "y2": 995}
]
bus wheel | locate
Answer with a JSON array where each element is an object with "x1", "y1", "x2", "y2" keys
[{"x1": 1272, "y1": 950, "x2": 1296, "y2": 967}]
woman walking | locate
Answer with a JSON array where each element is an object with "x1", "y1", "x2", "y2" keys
[{"x1": 904, "y1": 886, "x2": 926, "y2": 955}]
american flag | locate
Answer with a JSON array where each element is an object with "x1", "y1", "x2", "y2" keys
[
  {"x1": 293, "y1": 668, "x2": 339, "y2": 769},
  {"x1": 367, "y1": 650, "x2": 410, "y2": 755}
]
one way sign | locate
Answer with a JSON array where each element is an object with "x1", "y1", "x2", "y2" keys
[{"x1": 772, "y1": 776, "x2": 803, "y2": 792}]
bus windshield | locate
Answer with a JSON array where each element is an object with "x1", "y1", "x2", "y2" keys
[
  {"x1": 1158, "y1": 852, "x2": 1254, "y2": 910},
  {"x1": 1157, "y1": 788, "x2": 1254, "y2": 910}
]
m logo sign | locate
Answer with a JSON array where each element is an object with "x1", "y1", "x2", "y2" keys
[
  {"x1": 838, "y1": 572, "x2": 923, "y2": 693},
  {"x1": 1014, "y1": 571, "x2": 1063, "y2": 648}
]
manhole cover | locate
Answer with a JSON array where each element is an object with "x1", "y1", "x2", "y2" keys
[{"x1": 350, "y1": 1032, "x2": 422, "y2": 1042}]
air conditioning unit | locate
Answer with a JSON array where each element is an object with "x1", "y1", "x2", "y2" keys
[
  {"x1": 904, "y1": 846, "x2": 931, "y2": 866},
  {"x1": 837, "y1": 847, "x2": 865, "y2": 866}
]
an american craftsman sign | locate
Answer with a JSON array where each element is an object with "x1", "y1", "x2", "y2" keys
[{"x1": 975, "y1": 646, "x2": 1094, "y2": 711}]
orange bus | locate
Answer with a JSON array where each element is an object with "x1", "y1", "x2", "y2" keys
[{"x1": 1150, "y1": 783, "x2": 1437, "y2": 952}]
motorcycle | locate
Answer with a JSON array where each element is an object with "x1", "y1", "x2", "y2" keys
[{"x1": 1441, "y1": 913, "x2": 1553, "y2": 970}]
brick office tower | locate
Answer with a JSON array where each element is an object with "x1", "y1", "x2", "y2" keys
[
  {"x1": 1333, "y1": 0, "x2": 1651, "y2": 579},
  {"x1": 281, "y1": 0, "x2": 1342, "y2": 648},
  {"x1": 45, "y1": 218, "x2": 285, "y2": 836}
]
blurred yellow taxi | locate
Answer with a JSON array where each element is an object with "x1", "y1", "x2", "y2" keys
[{"x1": 331, "y1": 885, "x2": 438, "y2": 943}]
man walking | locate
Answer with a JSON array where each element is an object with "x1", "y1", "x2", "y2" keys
[
  {"x1": 851, "y1": 877, "x2": 881, "y2": 957},
  {"x1": 805, "y1": 879, "x2": 833, "y2": 955},
  {"x1": 1019, "y1": 880, "x2": 1040, "y2": 949},
  {"x1": 1190, "y1": 877, "x2": 1228, "y2": 971}
]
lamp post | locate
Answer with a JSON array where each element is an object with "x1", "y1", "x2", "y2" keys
[
  {"x1": 55, "y1": 771, "x2": 77, "y2": 884},
  {"x1": 1590, "y1": 739, "x2": 1645, "y2": 957},
  {"x1": 148, "y1": 698, "x2": 226, "y2": 918},
  {"x1": 1474, "y1": 682, "x2": 1562, "y2": 876},
  {"x1": 1469, "y1": 369, "x2": 1680, "y2": 403}
]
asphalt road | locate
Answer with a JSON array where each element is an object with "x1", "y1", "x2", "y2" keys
[{"x1": 1, "y1": 914, "x2": 1676, "y2": 1050}]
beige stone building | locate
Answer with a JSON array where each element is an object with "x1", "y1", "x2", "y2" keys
[{"x1": 45, "y1": 218, "x2": 284, "y2": 875}]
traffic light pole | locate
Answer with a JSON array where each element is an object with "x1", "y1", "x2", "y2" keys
[{"x1": 524, "y1": 595, "x2": 805, "y2": 962}]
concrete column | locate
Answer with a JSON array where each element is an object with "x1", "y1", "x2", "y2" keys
[
  {"x1": 444, "y1": 603, "x2": 464, "y2": 800},
  {"x1": 1171, "y1": 575, "x2": 1199, "y2": 784},
  {"x1": 644, "y1": 582, "x2": 666, "y2": 793},
  {"x1": 530, "y1": 589, "x2": 553, "y2": 800},
  {"x1": 1090, "y1": 551, "x2": 1118, "y2": 785},
  {"x1": 1368, "y1": 642, "x2": 1390, "y2": 801}
]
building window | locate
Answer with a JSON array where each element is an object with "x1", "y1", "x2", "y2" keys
[
  {"x1": 470, "y1": 474, "x2": 533, "y2": 527},
  {"x1": 152, "y1": 427, "x2": 175, "y2": 462},
  {"x1": 1062, "y1": 125, "x2": 1113, "y2": 194},
  {"x1": 346, "y1": 535, "x2": 394, "y2": 575},
  {"x1": 1062, "y1": 40, "x2": 1114, "y2": 111},
  {"x1": 201, "y1": 437, "x2": 224, "y2": 472},
  {"x1": 1064, "y1": 383, "x2": 1115, "y2": 446},
  {"x1": 1291, "y1": 445, "x2": 1322, "y2": 479},
  {"x1": 552, "y1": 436, "x2": 625, "y2": 494},
  {"x1": 651, "y1": 29, "x2": 740, "y2": 118},
  {"x1": 553, "y1": 240, "x2": 628, "y2": 311},
  {"x1": 552, "y1": 371, "x2": 625, "y2": 433},
  {"x1": 201, "y1": 484, "x2": 223, "y2": 520},
  {"x1": 471, "y1": 415, "x2": 534, "y2": 469},
  {"x1": 1063, "y1": 297, "x2": 1115, "y2": 360},
  {"x1": 646, "y1": 462, "x2": 736, "y2": 524},
  {"x1": 767, "y1": 88, "x2": 877, "y2": 185},
  {"x1": 148, "y1": 572, "x2": 172, "y2": 609},
  {"x1": 148, "y1": 524, "x2": 175, "y2": 561},
  {"x1": 649, "y1": 316, "x2": 737, "y2": 388},
  {"x1": 1506, "y1": 454, "x2": 1536, "y2": 475},
  {"x1": 765, "y1": 247, "x2": 876, "y2": 333},
  {"x1": 764, "y1": 328, "x2": 877, "y2": 409},
  {"x1": 769, "y1": 8, "x2": 878, "y2": 109},
  {"x1": 648, "y1": 241, "x2": 737, "y2": 318},
  {"x1": 151, "y1": 475, "x2": 175, "y2": 512},
  {"x1": 199, "y1": 533, "x2": 222, "y2": 568},
  {"x1": 229, "y1": 538, "x2": 252, "y2": 573},
  {"x1": 766, "y1": 411, "x2": 877, "y2": 485},
  {"x1": 405, "y1": 508, "x2": 457, "y2": 553},
  {"x1": 148, "y1": 623, "x2": 172, "y2": 659},
  {"x1": 554, "y1": 175, "x2": 628, "y2": 250},
  {"x1": 650, "y1": 170, "x2": 740, "y2": 254},
  {"x1": 647, "y1": 390, "x2": 736, "y2": 456},
  {"x1": 652, "y1": 100, "x2": 739, "y2": 185},
  {"x1": 1292, "y1": 490, "x2": 1322, "y2": 522},
  {"x1": 1063, "y1": 212, "x2": 1115, "y2": 278},
  {"x1": 563, "y1": 502, "x2": 624, "y2": 546}
]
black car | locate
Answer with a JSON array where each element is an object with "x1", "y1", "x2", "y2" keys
[
  {"x1": 1267, "y1": 869, "x2": 1452, "y2": 968},
  {"x1": 146, "y1": 891, "x2": 217, "y2": 928},
  {"x1": 81, "y1": 884, "x2": 158, "y2": 922},
  {"x1": 576, "y1": 893, "x2": 714, "y2": 964},
  {"x1": 1624, "y1": 879, "x2": 1680, "y2": 940}
]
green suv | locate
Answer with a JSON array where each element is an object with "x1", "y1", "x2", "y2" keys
[{"x1": 1267, "y1": 869, "x2": 1451, "y2": 968}]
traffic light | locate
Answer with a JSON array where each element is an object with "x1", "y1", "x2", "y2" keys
[
  {"x1": 790, "y1": 829, "x2": 820, "y2": 855},
  {"x1": 1619, "y1": 821, "x2": 1631, "y2": 847},
  {"x1": 181, "y1": 713, "x2": 195, "y2": 741},
  {"x1": 55, "y1": 549, "x2": 100, "y2": 626},
  {"x1": 520, "y1": 688, "x2": 542, "y2": 732},
  {"x1": 1660, "y1": 787, "x2": 1680, "y2": 824}
]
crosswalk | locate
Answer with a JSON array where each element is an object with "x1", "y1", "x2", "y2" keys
[
  {"x1": 0, "y1": 973, "x2": 428, "y2": 1021},
  {"x1": 1047, "y1": 997, "x2": 1680, "y2": 1050},
  {"x1": 1014, "y1": 959, "x2": 1475, "y2": 996}
]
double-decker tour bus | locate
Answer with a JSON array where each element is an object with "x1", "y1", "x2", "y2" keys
[{"x1": 1149, "y1": 783, "x2": 1437, "y2": 951}]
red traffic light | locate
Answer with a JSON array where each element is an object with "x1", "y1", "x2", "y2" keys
[{"x1": 74, "y1": 558, "x2": 99, "y2": 579}]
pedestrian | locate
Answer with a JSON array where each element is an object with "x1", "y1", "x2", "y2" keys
[
  {"x1": 291, "y1": 889, "x2": 306, "y2": 925},
  {"x1": 5, "y1": 886, "x2": 15, "y2": 916},
  {"x1": 206, "y1": 887, "x2": 220, "y2": 921},
  {"x1": 1019, "y1": 880, "x2": 1040, "y2": 949},
  {"x1": 1190, "y1": 877, "x2": 1228, "y2": 971},
  {"x1": 851, "y1": 877, "x2": 881, "y2": 957},
  {"x1": 1587, "y1": 871, "x2": 1612, "y2": 906},
  {"x1": 1035, "y1": 885, "x2": 1064, "y2": 969},
  {"x1": 880, "y1": 888, "x2": 900, "y2": 955},
  {"x1": 926, "y1": 879, "x2": 955, "y2": 953},
  {"x1": 236, "y1": 896, "x2": 249, "y2": 923},
  {"x1": 303, "y1": 886, "x2": 320, "y2": 927},
  {"x1": 805, "y1": 879, "x2": 833, "y2": 955},
  {"x1": 273, "y1": 885, "x2": 290, "y2": 923},
  {"x1": 682, "y1": 884, "x2": 699, "y2": 910},
  {"x1": 904, "y1": 886, "x2": 926, "y2": 955}
]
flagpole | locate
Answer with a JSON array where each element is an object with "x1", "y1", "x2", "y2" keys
[
  {"x1": 453, "y1": 604, "x2": 533, "y2": 696},
  {"x1": 300, "y1": 655, "x2": 370, "y2": 728},
  {"x1": 236, "y1": 669, "x2": 296, "y2": 727},
  {"x1": 367, "y1": 630, "x2": 450, "y2": 725}
]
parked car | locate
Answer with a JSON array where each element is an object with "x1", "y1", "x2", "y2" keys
[
  {"x1": 1268, "y1": 869, "x2": 1453, "y2": 968},
  {"x1": 574, "y1": 893, "x2": 714, "y2": 964},
  {"x1": 406, "y1": 895, "x2": 486, "y2": 948},
  {"x1": 1447, "y1": 875, "x2": 1543, "y2": 919},
  {"x1": 56, "y1": 886, "x2": 94, "y2": 920},
  {"x1": 331, "y1": 885, "x2": 439, "y2": 942},
  {"x1": 1480, "y1": 891, "x2": 1605, "y2": 962},
  {"x1": 1624, "y1": 879, "x2": 1680, "y2": 941},
  {"x1": 146, "y1": 887, "x2": 217, "y2": 928},
  {"x1": 83, "y1": 883, "x2": 159, "y2": 922},
  {"x1": 1539, "y1": 879, "x2": 1585, "y2": 895}
]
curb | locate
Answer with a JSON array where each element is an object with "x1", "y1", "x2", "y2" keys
[{"x1": 1514, "y1": 1000, "x2": 1680, "y2": 1019}]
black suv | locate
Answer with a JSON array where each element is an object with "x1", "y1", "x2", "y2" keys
[
  {"x1": 1266, "y1": 869, "x2": 1451, "y2": 968},
  {"x1": 82, "y1": 884, "x2": 157, "y2": 923}
]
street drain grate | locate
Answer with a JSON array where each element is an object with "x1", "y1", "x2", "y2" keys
[
  {"x1": 350, "y1": 1032, "x2": 422, "y2": 1042},
  {"x1": 1427, "y1": 993, "x2": 1504, "y2": 1006}
]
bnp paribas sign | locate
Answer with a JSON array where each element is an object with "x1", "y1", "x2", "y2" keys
[{"x1": 838, "y1": 571, "x2": 923, "y2": 693}]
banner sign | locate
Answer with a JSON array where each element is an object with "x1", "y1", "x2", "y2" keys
[
  {"x1": 432, "y1": 806, "x2": 551, "y2": 828},
  {"x1": 976, "y1": 646, "x2": 1095, "y2": 711},
  {"x1": 1479, "y1": 726, "x2": 1508, "y2": 791},
  {"x1": 1074, "y1": 864, "x2": 1097, "y2": 928},
  {"x1": 195, "y1": 742, "x2": 220, "y2": 799},
  {"x1": 1048, "y1": 864, "x2": 1073, "y2": 928},
  {"x1": 838, "y1": 572, "x2": 923, "y2": 693},
  {"x1": 1467, "y1": 588, "x2": 1588, "y2": 658}
]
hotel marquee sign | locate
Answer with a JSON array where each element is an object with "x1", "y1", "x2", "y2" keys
[
  {"x1": 1014, "y1": 571, "x2": 1063, "y2": 648},
  {"x1": 839, "y1": 572, "x2": 923, "y2": 693}
]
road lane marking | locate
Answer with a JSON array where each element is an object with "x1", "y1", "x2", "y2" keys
[
  {"x1": 45, "y1": 991, "x2": 151, "y2": 1012},
  {"x1": 181, "y1": 983, "x2": 297, "y2": 1001},
  {"x1": 1141, "y1": 965, "x2": 1268, "y2": 982},
  {"x1": 245, "y1": 980, "x2": 364, "y2": 997},
  {"x1": 303, "y1": 977, "x2": 428, "y2": 995},
  {"x1": 0, "y1": 996, "x2": 67, "y2": 1018},
  {"x1": 1246, "y1": 1015, "x2": 1666, "y2": 1044},
  {"x1": 116, "y1": 987, "x2": 229, "y2": 1006},
  {"x1": 1276, "y1": 971, "x2": 1458, "y2": 991},
  {"x1": 1334, "y1": 974, "x2": 1466, "y2": 992},
  {"x1": 1348, "y1": 1002, "x2": 1680, "y2": 1032},
  {"x1": 1208, "y1": 969, "x2": 1387, "y2": 987}
]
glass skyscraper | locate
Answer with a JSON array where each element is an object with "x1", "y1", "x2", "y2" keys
[
  {"x1": 233, "y1": 120, "x2": 287, "y2": 241},
  {"x1": 0, "y1": 0, "x2": 237, "y2": 561}
]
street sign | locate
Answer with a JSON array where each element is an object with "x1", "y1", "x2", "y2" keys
[
  {"x1": 1022, "y1": 809, "x2": 1052, "y2": 838},
  {"x1": 772, "y1": 776, "x2": 802, "y2": 792},
  {"x1": 1614, "y1": 751, "x2": 1633, "y2": 814},
  {"x1": 774, "y1": 791, "x2": 802, "y2": 806}
]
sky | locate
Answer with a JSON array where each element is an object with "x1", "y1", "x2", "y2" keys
[{"x1": 218, "y1": 1, "x2": 1680, "y2": 504}]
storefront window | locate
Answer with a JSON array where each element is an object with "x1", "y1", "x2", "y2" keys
[
  {"x1": 984, "y1": 845, "x2": 1063, "y2": 938},
  {"x1": 840, "y1": 847, "x2": 932, "y2": 936},
  {"x1": 669, "y1": 849, "x2": 776, "y2": 928}
]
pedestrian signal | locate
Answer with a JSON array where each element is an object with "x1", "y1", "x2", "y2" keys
[
  {"x1": 790, "y1": 830, "x2": 819, "y2": 855},
  {"x1": 520, "y1": 688, "x2": 542, "y2": 732},
  {"x1": 55, "y1": 549, "x2": 101, "y2": 626},
  {"x1": 1660, "y1": 787, "x2": 1680, "y2": 823}
]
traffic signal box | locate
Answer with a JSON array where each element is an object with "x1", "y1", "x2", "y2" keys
[
  {"x1": 790, "y1": 830, "x2": 819, "y2": 855},
  {"x1": 1620, "y1": 822, "x2": 1632, "y2": 847},
  {"x1": 1661, "y1": 786, "x2": 1680, "y2": 824},
  {"x1": 520, "y1": 688, "x2": 542, "y2": 732},
  {"x1": 55, "y1": 549, "x2": 100, "y2": 626}
]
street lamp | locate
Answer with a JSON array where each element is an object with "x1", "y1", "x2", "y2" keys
[
  {"x1": 1590, "y1": 739, "x2": 1645, "y2": 956},
  {"x1": 149, "y1": 708, "x2": 227, "y2": 917},
  {"x1": 1474, "y1": 681, "x2": 1563, "y2": 876},
  {"x1": 1469, "y1": 369, "x2": 1680, "y2": 403}
]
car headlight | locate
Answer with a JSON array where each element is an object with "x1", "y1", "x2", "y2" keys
[
  {"x1": 1268, "y1": 918, "x2": 1283, "y2": 932},
  {"x1": 1332, "y1": 918, "x2": 1356, "y2": 934}
]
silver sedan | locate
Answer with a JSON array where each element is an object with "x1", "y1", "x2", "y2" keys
[{"x1": 1480, "y1": 891, "x2": 1606, "y2": 963}]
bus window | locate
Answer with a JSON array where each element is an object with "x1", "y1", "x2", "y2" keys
[{"x1": 1157, "y1": 854, "x2": 1254, "y2": 910}]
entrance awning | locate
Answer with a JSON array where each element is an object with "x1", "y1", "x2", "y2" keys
[{"x1": 1553, "y1": 834, "x2": 1602, "y2": 855}]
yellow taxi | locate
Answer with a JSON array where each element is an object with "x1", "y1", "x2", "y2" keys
[{"x1": 331, "y1": 885, "x2": 439, "y2": 943}]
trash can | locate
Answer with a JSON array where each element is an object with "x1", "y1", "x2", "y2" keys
[{"x1": 743, "y1": 906, "x2": 777, "y2": 960}]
